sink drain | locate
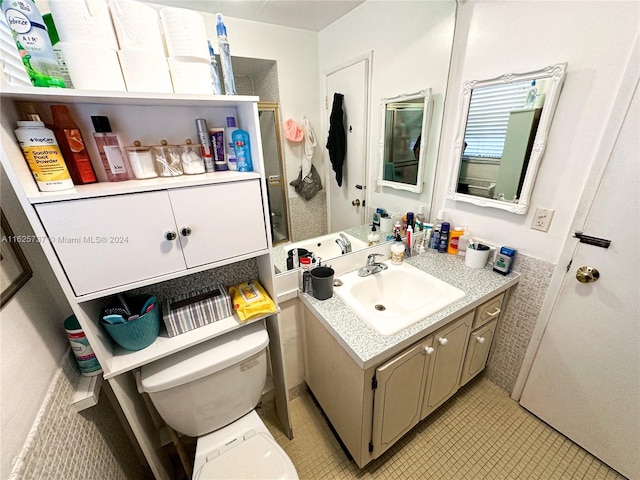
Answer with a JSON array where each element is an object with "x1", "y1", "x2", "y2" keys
[{"x1": 375, "y1": 304, "x2": 386, "y2": 312}]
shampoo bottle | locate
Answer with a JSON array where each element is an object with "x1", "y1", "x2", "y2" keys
[
  {"x1": 50, "y1": 105, "x2": 97, "y2": 184},
  {"x1": 225, "y1": 116, "x2": 239, "y2": 170},
  {"x1": 232, "y1": 129, "x2": 253, "y2": 172},
  {"x1": 216, "y1": 14, "x2": 236, "y2": 95},
  {"x1": 91, "y1": 115, "x2": 130, "y2": 181}
]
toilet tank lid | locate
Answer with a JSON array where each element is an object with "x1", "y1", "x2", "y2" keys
[{"x1": 140, "y1": 321, "x2": 269, "y2": 393}]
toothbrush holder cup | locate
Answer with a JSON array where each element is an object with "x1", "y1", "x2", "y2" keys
[{"x1": 465, "y1": 244, "x2": 491, "y2": 269}]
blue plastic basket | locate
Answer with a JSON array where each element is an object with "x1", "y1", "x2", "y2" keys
[{"x1": 102, "y1": 303, "x2": 160, "y2": 351}]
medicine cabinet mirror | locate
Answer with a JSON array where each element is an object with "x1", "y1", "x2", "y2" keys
[
  {"x1": 377, "y1": 89, "x2": 433, "y2": 193},
  {"x1": 446, "y1": 63, "x2": 567, "y2": 214}
]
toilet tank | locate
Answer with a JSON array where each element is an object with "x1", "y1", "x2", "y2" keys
[{"x1": 140, "y1": 321, "x2": 269, "y2": 437}]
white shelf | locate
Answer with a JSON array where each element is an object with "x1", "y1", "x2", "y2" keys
[
  {"x1": 104, "y1": 310, "x2": 280, "y2": 379},
  {"x1": 26, "y1": 170, "x2": 261, "y2": 204},
  {"x1": 0, "y1": 86, "x2": 259, "y2": 107}
]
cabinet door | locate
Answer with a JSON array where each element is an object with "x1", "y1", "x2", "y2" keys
[
  {"x1": 421, "y1": 312, "x2": 473, "y2": 419},
  {"x1": 169, "y1": 180, "x2": 268, "y2": 267},
  {"x1": 36, "y1": 191, "x2": 186, "y2": 296},
  {"x1": 459, "y1": 319, "x2": 498, "y2": 387},
  {"x1": 371, "y1": 336, "x2": 433, "y2": 458}
]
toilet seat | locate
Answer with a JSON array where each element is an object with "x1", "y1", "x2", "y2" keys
[{"x1": 194, "y1": 430, "x2": 298, "y2": 480}]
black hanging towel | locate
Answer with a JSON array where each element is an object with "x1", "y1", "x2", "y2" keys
[{"x1": 326, "y1": 93, "x2": 346, "y2": 187}]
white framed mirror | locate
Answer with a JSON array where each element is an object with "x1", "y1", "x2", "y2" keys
[
  {"x1": 447, "y1": 63, "x2": 567, "y2": 214},
  {"x1": 377, "y1": 89, "x2": 433, "y2": 193}
]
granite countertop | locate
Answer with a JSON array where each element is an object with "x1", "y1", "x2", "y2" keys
[{"x1": 299, "y1": 249, "x2": 520, "y2": 370}]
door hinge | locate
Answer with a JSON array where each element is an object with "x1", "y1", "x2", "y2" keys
[
  {"x1": 362, "y1": 200, "x2": 366, "y2": 207},
  {"x1": 369, "y1": 441, "x2": 374, "y2": 453},
  {"x1": 325, "y1": 96, "x2": 328, "y2": 109},
  {"x1": 371, "y1": 375, "x2": 377, "y2": 390}
]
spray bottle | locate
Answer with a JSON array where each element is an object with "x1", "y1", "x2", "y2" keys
[{"x1": 215, "y1": 14, "x2": 236, "y2": 95}]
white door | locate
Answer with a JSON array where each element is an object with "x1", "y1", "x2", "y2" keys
[
  {"x1": 325, "y1": 55, "x2": 370, "y2": 232},
  {"x1": 520, "y1": 82, "x2": 639, "y2": 478}
]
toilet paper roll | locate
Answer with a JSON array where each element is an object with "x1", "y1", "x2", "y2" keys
[
  {"x1": 109, "y1": 0, "x2": 165, "y2": 53},
  {"x1": 118, "y1": 49, "x2": 173, "y2": 93},
  {"x1": 168, "y1": 57, "x2": 213, "y2": 95},
  {"x1": 160, "y1": 7, "x2": 209, "y2": 60},
  {"x1": 48, "y1": 0, "x2": 119, "y2": 50},
  {"x1": 58, "y1": 42, "x2": 126, "y2": 91}
]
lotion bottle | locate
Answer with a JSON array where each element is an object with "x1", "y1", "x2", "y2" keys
[
  {"x1": 368, "y1": 225, "x2": 380, "y2": 246},
  {"x1": 390, "y1": 234, "x2": 405, "y2": 265}
]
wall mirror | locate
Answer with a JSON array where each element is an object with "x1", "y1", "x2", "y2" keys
[
  {"x1": 377, "y1": 89, "x2": 433, "y2": 193},
  {"x1": 447, "y1": 63, "x2": 567, "y2": 214}
]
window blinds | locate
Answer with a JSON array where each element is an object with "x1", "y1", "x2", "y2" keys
[{"x1": 463, "y1": 80, "x2": 531, "y2": 159}]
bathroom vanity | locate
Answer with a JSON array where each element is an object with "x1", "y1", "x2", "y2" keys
[
  {"x1": 299, "y1": 252, "x2": 518, "y2": 467},
  {"x1": 0, "y1": 87, "x2": 290, "y2": 479}
]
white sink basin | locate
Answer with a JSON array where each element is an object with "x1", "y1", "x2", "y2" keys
[
  {"x1": 287, "y1": 232, "x2": 368, "y2": 261},
  {"x1": 334, "y1": 261, "x2": 465, "y2": 336}
]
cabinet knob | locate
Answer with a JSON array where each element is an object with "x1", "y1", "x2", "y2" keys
[
  {"x1": 165, "y1": 231, "x2": 177, "y2": 241},
  {"x1": 180, "y1": 226, "x2": 192, "y2": 237},
  {"x1": 476, "y1": 336, "x2": 486, "y2": 343},
  {"x1": 424, "y1": 346, "x2": 435, "y2": 355},
  {"x1": 438, "y1": 337, "x2": 448, "y2": 346}
]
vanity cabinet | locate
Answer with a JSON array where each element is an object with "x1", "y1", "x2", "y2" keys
[
  {"x1": 36, "y1": 180, "x2": 267, "y2": 296},
  {"x1": 304, "y1": 299, "x2": 501, "y2": 467}
]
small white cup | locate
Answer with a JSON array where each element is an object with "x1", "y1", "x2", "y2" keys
[
  {"x1": 465, "y1": 244, "x2": 491, "y2": 269},
  {"x1": 380, "y1": 216, "x2": 394, "y2": 233}
]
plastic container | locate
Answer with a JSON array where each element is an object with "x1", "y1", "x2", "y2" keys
[
  {"x1": 216, "y1": 14, "x2": 236, "y2": 95},
  {"x1": 457, "y1": 226, "x2": 472, "y2": 258},
  {"x1": 91, "y1": 115, "x2": 131, "y2": 182},
  {"x1": 447, "y1": 227, "x2": 464, "y2": 255},
  {"x1": 207, "y1": 40, "x2": 222, "y2": 95},
  {"x1": 438, "y1": 222, "x2": 450, "y2": 253},
  {"x1": 64, "y1": 314, "x2": 102, "y2": 376},
  {"x1": 179, "y1": 139, "x2": 205, "y2": 174},
  {"x1": 493, "y1": 246, "x2": 517, "y2": 275},
  {"x1": 101, "y1": 302, "x2": 161, "y2": 351},
  {"x1": 232, "y1": 129, "x2": 253, "y2": 172},
  {"x1": 50, "y1": 105, "x2": 97, "y2": 184},
  {"x1": 390, "y1": 235, "x2": 405, "y2": 264},
  {"x1": 125, "y1": 141, "x2": 157, "y2": 179},
  {"x1": 14, "y1": 116, "x2": 74, "y2": 191},
  {"x1": 152, "y1": 140, "x2": 183, "y2": 177},
  {"x1": 2, "y1": 0, "x2": 66, "y2": 88},
  {"x1": 225, "y1": 116, "x2": 239, "y2": 170}
]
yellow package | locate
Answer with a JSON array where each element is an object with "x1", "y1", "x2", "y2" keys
[{"x1": 229, "y1": 280, "x2": 277, "y2": 321}]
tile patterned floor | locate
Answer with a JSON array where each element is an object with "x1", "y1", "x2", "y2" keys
[{"x1": 260, "y1": 377, "x2": 626, "y2": 479}]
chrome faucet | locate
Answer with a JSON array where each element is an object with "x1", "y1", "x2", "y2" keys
[
  {"x1": 335, "y1": 233, "x2": 352, "y2": 254},
  {"x1": 358, "y1": 253, "x2": 388, "y2": 277}
]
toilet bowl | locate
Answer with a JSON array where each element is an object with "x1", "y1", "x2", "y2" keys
[{"x1": 140, "y1": 321, "x2": 298, "y2": 479}]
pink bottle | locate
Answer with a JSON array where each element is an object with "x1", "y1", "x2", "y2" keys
[{"x1": 91, "y1": 116, "x2": 131, "y2": 182}]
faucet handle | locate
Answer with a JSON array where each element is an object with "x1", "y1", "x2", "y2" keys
[{"x1": 367, "y1": 253, "x2": 384, "y2": 265}]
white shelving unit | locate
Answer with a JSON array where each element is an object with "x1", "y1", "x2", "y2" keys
[{"x1": 0, "y1": 86, "x2": 292, "y2": 480}]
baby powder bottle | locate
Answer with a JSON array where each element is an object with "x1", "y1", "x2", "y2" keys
[
  {"x1": 225, "y1": 116, "x2": 239, "y2": 170},
  {"x1": 231, "y1": 129, "x2": 253, "y2": 172},
  {"x1": 91, "y1": 116, "x2": 130, "y2": 181},
  {"x1": 14, "y1": 115, "x2": 74, "y2": 191}
]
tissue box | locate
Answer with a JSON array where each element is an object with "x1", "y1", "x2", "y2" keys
[{"x1": 162, "y1": 286, "x2": 233, "y2": 337}]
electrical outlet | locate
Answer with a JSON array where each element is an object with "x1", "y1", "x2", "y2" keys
[{"x1": 531, "y1": 207, "x2": 555, "y2": 232}]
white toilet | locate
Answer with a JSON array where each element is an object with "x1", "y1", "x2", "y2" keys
[{"x1": 140, "y1": 321, "x2": 298, "y2": 479}]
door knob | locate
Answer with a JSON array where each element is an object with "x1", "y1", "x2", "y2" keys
[
  {"x1": 439, "y1": 337, "x2": 448, "y2": 346},
  {"x1": 424, "y1": 346, "x2": 434, "y2": 355},
  {"x1": 476, "y1": 336, "x2": 486, "y2": 343},
  {"x1": 576, "y1": 266, "x2": 600, "y2": 283},
  {"x1": 180, "y1": 226, "x2": 192, "y2": 237},
  {"x1": 352, "y1": 199, "x2": 361, "y2": 207},
  {"x1": 164, "y1": 231, "x2": 177, "y2": 241}
]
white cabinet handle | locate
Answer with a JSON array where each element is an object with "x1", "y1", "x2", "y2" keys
[
  {"x1": 438, "y1": 337, "x2": 448, "y2": 346},
  {"x1": 424, "y1": 346, "x2": 435, "y2": 355},
  {"x1": 487, "y1": 307, "x2": 501, "y2": 317},
  {"x1": 180, "y1": 226, "x2": 192, "y2": 237},
  {"x1": 164, "y1": 231, "x2": 177, "y2": 241},
  {"x1": 476, "y1": 336, "x2": 486, "y2": 343}
]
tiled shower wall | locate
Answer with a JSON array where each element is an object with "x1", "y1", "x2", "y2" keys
[
  {"x1": 9, "y1": 352, "x2": 144, "y2": 480},
  {"x1": 486, "y1": 253, "x2": 555, "y2": 394}
]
